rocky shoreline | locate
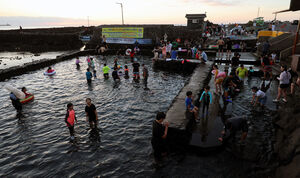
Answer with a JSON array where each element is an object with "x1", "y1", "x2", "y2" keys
[{"x1": 274, "y1": 90, "x2": 300, "y2": 178}]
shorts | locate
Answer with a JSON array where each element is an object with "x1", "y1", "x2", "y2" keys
[
  {"x1": 87, "y1": 79, "x2": 92, "y2": 83},
  {"x1": 103, "y1": 73, "x2": 109, "y2": 78},
  {"x1": 227, "y1": 45, "x2": 232, "y2": 50},
  {"x1": 264, "y1": 65, "x2": 272, "y2": 73},
  {"x1": 224, "y1": 87, "x2": 229, "y2": 92},
  {"x1": 133, "y1": 72, "x2": 140, "y2": 76},
  {"x1": 216, "y1": 78, "x2": 224, "y2": 84},
  {"x1": 280, "y1": 84, "x2": 289, "y2": 89},
  {"x1": 219, "y1": 45, "x2": 224, "y2": 50},
  {"x1": 89, "y1": 117, "x2": 97, "y2": 123},
  {"x1": 258, "y1": 96, "x2": 267, "y2": 105}
]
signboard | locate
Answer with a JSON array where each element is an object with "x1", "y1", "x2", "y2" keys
[
  {"x1": 102, "y1": 27, "x2": 144, "y2": 38},
  {"x1": 79, "y1": 35, "x2": 91, "y2": 42},
  {"x1": 106, "y1": 38, "x2": 152, "y2": 45}
]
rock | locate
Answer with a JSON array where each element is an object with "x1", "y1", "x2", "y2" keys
[{"x1": 275, "y1": 154, "x2": 300, "y2": 178}]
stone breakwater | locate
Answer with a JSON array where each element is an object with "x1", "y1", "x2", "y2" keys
[
  {"x1": 0, "y1": 50, "x2": 94, "y2": 81},
  {"x1": 0, "y1": 27, "x2": 85, "y2": 52}
]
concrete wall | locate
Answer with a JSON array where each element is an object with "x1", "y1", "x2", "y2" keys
[
  {"x1": 0, "y1": 27, "x2": 85, "y2": 52},
  {"x1": 87, "y1": 25, "x2": 203, "y2": 49}
]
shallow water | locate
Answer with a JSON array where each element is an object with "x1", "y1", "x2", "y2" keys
[
  {"x1": 0, "y1": 51, "x2": 70, "y2": 70},
  {"x1": 0, "y1": 56, "x2": 276, "y2": 177}
]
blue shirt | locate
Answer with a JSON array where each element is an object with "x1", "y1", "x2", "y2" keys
[
  {"x1": 201, "y1": 52, "x2": 208, "y2": 62},
  {"x1": 200, "y1": 91, "x2": 212, "y2": 104},
  {"x1": 86, "y1": 71, "x2": 92, "y2": 80},
  {"x1": 185, "y1": 97, "x2": 194, "y2": 110},
  {"x1": 171, "y1": 50, "x2": 177, "y2": 59}
]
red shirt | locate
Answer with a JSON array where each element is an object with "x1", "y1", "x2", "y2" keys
[{"x1": 130, "y1": 51, "x2": 135, "y2": 57}]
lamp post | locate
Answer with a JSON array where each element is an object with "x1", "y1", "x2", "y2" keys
[{"x1": 116, "y1": 2, "x2": 124, "y2": 25}]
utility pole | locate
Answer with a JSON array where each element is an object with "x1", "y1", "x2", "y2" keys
[{"x1": 116, "y1": 2, "x2": 124, "y2": 25}]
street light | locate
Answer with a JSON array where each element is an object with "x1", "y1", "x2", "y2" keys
[{"x1": 116, "y1": 2, "x2": 124, "y2": 25}]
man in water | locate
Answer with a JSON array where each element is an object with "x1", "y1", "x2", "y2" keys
[
  {"x1": 218, "y1": 116, "x2": 248, "y2": 143},
  {"x1": 151, "y1": 112, "x2": 169, "y2": 161},
  {"x1": 112, "y1": 67, "x2": 120, "y2": 82},
  {"x1": 10, "y1": 92, "x2": 22, "y2": 116},
  {"x1": 86, "y1": 68, "x2": 93, "y2": 84},
  {"x1": 102, "y1": 64, "x2": 110, "y2": 79},
  {"x1": 142, "y1": 64, "x2": 149, "y2": 89},
  {"x1": 85, "y1": 98, "x2": 98, "y2": 129},
  {"x1": 132, "y1": 59, "x2": 140, "y2": 81}
]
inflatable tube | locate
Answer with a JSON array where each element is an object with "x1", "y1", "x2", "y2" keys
[
  {"x1": 126, "y1": 49, "x2": 132, "y2": 56},
  {"x1": 4, "y1": 84, "x2": 26, "y2": 99},
  {"x1": 20, "y1": 95, "x2": 34, "y2": 104},
  {"x1": 44, "y1": 71, "x2": 56, "y2": 76}
]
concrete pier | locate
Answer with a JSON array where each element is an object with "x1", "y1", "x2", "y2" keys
[{"x1": 164, "y1": 61, "x2": 213, "y2": 129}]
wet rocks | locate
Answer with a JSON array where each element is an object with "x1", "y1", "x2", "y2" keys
[{"x1": 274, "y1": 92, "x2": 300, "y2": 177}]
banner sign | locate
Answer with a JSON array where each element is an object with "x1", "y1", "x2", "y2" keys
[
  {"x1": 102, "y1": 27, "x2": 144, "y2": 38},
  {"x1": 79, "y1": 35, "x2": 91, "y2": 42},
  {"x1": 106, "y1": 38, "x2": 152, "y2": 44}
]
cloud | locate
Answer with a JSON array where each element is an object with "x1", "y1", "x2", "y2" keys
[{"x1": 179, "y1": 0, "x2": 240, "y2": 6}]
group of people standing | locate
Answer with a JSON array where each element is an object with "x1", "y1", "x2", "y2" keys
[
  {"x1": 79, "y1": 56, "x2": 149, "y2": 88},
  {"x1": 65, "y1": 98, "x2": 98, "y2": 141}
]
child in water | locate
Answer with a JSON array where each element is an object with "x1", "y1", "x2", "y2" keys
[
  {"x1": 102, "y1": 63, "x2": 110, "y2": 79},
  {"x1": 124, "y1": 65, "x2": 129, "y2": 79},
  {"x1": 65, "y1": 103, "x2": 77, "y2": 141},
  {"x1": 86, "y1": 68, "x2": 93, "y2": 83},
  {"x1": 199, "y1": 86, "x2": 213, "y2": 118},
  {"x1": 21, "y1": 87, "x2": 31, "y2": 97},
  {"x1": 47, "y1": 67, "x2": 54, "y2": 73},
  {"x1": 75, "y1": 57, "x2": 81, "y2": 68}
]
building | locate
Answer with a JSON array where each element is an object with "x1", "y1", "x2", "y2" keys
[{"x1": 185, "y1": 14, "x2": 207, "y2": 30}]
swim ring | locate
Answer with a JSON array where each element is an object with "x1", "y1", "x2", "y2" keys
[
  {"x1": 20, "y1": 95, "x2": 34, "y2": 104},
  {"x1": 126, "y1": 49, "x2": 132, "y2": 56},
  {"x1": 44, "y1": 71, "x2": 56, "y2": 76}
]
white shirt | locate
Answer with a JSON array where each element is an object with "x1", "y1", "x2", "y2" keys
[
  {"x1": 256, "y1": 90, "x2": 265, "y2": 98},
  {"x1": 271, "y1": 53, "x2": 276, "y2": 60},
  {"x1": 278, "y1": 71, "x2": 291, "y2": 84}
]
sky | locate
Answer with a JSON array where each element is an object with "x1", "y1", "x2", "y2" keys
[{"x1": 0, "y1": 0, "x2": 299, "y2": 27}]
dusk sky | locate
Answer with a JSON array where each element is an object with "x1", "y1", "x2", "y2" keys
[{"x1": 0, "y1": 0, "x2": 299, "y2": 27}]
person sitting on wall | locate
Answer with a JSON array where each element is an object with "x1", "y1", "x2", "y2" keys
[{"x1": 199, "y1": 50, "x2": 208, "y2": 63}]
